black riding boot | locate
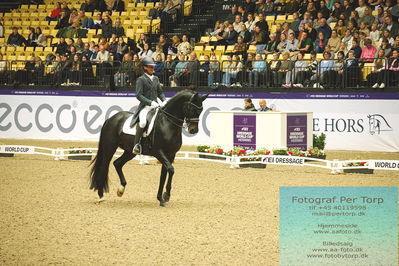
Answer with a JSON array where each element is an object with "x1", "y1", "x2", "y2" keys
[{"x1": 133, "y1": 125, "x2": 145, "y2": 154}]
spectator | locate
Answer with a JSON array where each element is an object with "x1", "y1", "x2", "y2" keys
[
  {"x1": 237, "y1": 6, "x2": 248, "y2": 20},
  {"x1": 95, "y1": 44, "x2": 110, "y2": 63},
  {"x1": 335, "y1": 19, "x2": 347, "y2": 38},
  {"x1": 360, "y1": 39, "x2": 377, "y2": 63},
  {"x1": 350, "y1": 39, "x2": 362, "y2": 58},
  {"x1": 243, "y1": 98, "x2": 257, "y2": 111},
  {"x1": 186, "y1": 52, "x2": 200, "y2": 88},
  {"x1": 168, "y1": 35, "x2": 180, "y2": 55},
  {"x1": 314, "y1": 31, "x2": 327, "y2": 53},
  {"x1": 322, "y1": 50, "x2": 346, "y2": 88},
  {"x1": 158, "y1": 35, "x2": 170, "y2": 56},
  {"x1": 46, "y1": 2, "x2": 62, "y2": 21},
  {"x1": 233, "y1": 15, "x2": 243, "y2": 33},
  {"x1": 382, "y1": 16, "x2": 399, "y2": 38},
  {"x1": 251, "y1": 26, "x2": 267, "y2": 54},
  {"x1": 264, "y1": 0, "x2": 275, "y2": 15},
  {"x1": 355, "y1": 0, "x2": 367, "y2": 18},
  {"x1": 370, "y1": 24, "x2": 380, "y2": 43},
  {"x1": 311, "y1": 51, "x2": 334, "y2": 88},
  {"x1": 374, "y1": 6, "x2": 385, "y2": 30},
  {"x1": 303, "y1": 22, "x2": 317, "y2": 41},
  {"x1": 239, "y1": 24, "x2": 252, "y2": 44},
  {"x1": 27, "y1": 27, "x2": 38, "y2": 47},
  {"x1": 222, "y1": 54, "x2": 243, "y2": 86},
  {"x1": 7, "y1": 27, "x2": 27, "y2": 47},
  {"x1": 93, "y1": 13, "x2": 103, "y2": 29},
  {"x1": 138, "y1": 43, "x2": 153, "y2": 58},
  {"x1": 112, "y1": 0, "x2": 125, "y2": 11},
  {"x1": 81, "y1": 42, "x2": 93, "y2": 60},
  {"x1": 80, "y1": 0, "x2": 96, "y2": 12},
  {"x1": 373, "y1": 49, "x2": 399, "y2": 88},
  {"x1": 136, "y1": 33, "x2": 149, "y2": 51},
  {"x1": 319, "y1": 1, "x2": 330, "y2": 19},
  {"x1": 317, "y1": 18, "x2": 331, "y2": 40},
  {"x1": 369, "y1": 49, "x2": 388, "y2": 88},
  {"x1": 0, "y1": 19, "x2": 3, "y2": 38},
  {"x1": 152, "y1": 44, "x2": 166, "y2": 62},
  {"x1": 256, "y1": 0, "x2": 267, "y2": 15},
  {"x1": 231, "y1": 36, "x2": 248, "y2": 57},
  {"x1": 98, "y1": 36, "x2": 110, "y2": 50},
  {"x1": 379, "y1": 29, "x2": 395, "y2": 46},
  {"x1": 286, "y1": 32, "x2": 298, "y2": 52},
  {"x1": 327, "y1": 30, "x2": 341, "y2": 52},
  {"x1": 379, "y1": 38, "x2": 392, "y2": 58},
  {"x1": 66, "y1": 54, "x2": 81, "y2": 85},
  {"x1": 68, "y1": 9, "x2": 83, "y2": 27},
  {"x1": 359, "y1": 32, "x2": 367, "y2": 48},
  {"x1": 101, "y1": 16, "x2": 113, "y2": 38},
  {"x1": 297, "y1": 31, "x2": 313, "y2": 53},
  {"x1": 281, "y1": 23, "x2": 294, "y2": 39},
  {"x1": 114, "y1": 37, "x2": 128, "y2": 62},
  {"x1": 277, "y1": 33, "x2": 288, "y2": 52},
  {"x1": 264, "y1": 33, "x2": 278, "y2": 54},
  {"x1": 112, "y1": 18, "x2": 125, "y2": 37},
  {"x1": 393, "y1": 36, "x2": 399, "y2": 50},
  {"x1": 74, "y1": 38, "x2": 84, "y2": 52},
  {"x1": 220, "y1": 24, "x2": 238, "y2": 45},
  {"x1": 245, "y1": 13, "x2": 256, "y2": 32},
  {"x1": 0, "y1": 53, "x2": 7, "y2": 84},
  {"x1": 342, "y1": 0, "x2": 353, "y2": 23},
  {"x1": 288, "y1": 51, "x2": 309, "y2": 87},
  {"x1": 208, "y1": 55, "x2": 220, "y2": 86},
  {"x1": 274, "y1": 51, "x2": 293, "y2": 87},
  {"x1": 343, "y1": 49, "x2": 360, "y2": 87},
  {"x1": 226, "y1": 6, "x2": 239, "y2": 24},
  {"x1": 314, "y1": 12, "x2": 326, "y2": 30},
  {"x1": 328, "y1": 1, "x2": 343, "y2": 23},
  {"x1": 177, "y1": 35, "x2": 192, "y2": 55},
  {"x1": 55, "y1": 37, "x2": 68, "y2": 55},
  {"x1": 337, "y1": 42, "x2": 348, "y2": 57},
  {"x1": 299, "y1": 12, "x2": 312, "y2": 31},
  {"x1": 164, "y1": 54, "x2": 177, "y2": 85},
  {"x1": 153, "y1": 54, "x2": 165, "y2": 80},
  {"x1": 82, "y1": 13, "x2": 95, "y2": 29},
  {"x1": 289, "y1": 12, "x2": 301, "y2": 34},
  {"x1": 55, "y1": 10, "x2": 70, "y2": 30},
  {"x1": 255, "y1": 13, "x2": 269, "y2": 35},
  {"x1": 170, "y1": 54, "x2": 188, "y2": 87},
  {"x1": 359, "y1": 7, "x2": 374, "y2": 27},
  {"x1": 244, "y1": 0, "x2": 256, "y2": 15},
  {"x1": 249, "y1": 53, "x2": 267, "y2": 87}
]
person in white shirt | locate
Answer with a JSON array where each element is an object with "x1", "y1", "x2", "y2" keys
[
  {"x1": 232, "y1": 15, "x2": 243, "y2": 33},
  {"x1": 95, "y1": 45, "x2": 110, "y2": 63},
  {"x1": 245, "y1": 13, "x2": 256, "y2": 32}
]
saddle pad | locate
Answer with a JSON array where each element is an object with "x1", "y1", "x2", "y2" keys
[{"x1": 122, "y1": 108, "x2": 159, "y2": 137}]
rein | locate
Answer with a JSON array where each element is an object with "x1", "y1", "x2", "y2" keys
[{"x1": 159, "y1": 101, "x2": 203, "y2": 128}]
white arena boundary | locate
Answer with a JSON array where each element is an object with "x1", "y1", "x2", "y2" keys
[{"x1": 1, "y1": 145, "x2": 398, "y2": 173}]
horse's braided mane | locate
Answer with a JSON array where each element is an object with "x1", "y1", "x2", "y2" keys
[{"x1": 165, "y1": 89, "x2": 196, "y2": 106}]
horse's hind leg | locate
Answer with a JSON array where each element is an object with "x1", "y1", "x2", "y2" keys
[{"x1": 113, "y1": 151, "x2": 135, "y2": 197}]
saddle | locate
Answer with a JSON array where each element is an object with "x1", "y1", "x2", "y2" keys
[{"x1": 122, "y1": 108, "x2": 159, "y2": 137}]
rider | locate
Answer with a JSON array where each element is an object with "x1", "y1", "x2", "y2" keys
[{"x1": 130, "y1": 56, "x2": 167, "y2": 155}]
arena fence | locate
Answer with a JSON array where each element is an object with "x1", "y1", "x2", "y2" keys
[
  {"x1": 1, "y1": 58, "x2": 398, "y2": 89},
  {"x1": 1, "y1": 145, "x2": 398, "y2": 173}
]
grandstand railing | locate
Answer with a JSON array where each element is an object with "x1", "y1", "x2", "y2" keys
[{"x1": 1, "y1": 58, "x2": 398, "y2": 90}]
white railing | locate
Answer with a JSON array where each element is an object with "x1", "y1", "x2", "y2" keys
[{"x1": 1, "y1": 145, "x2": 398, "y2": 173}]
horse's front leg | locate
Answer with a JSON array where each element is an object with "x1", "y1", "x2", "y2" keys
[{"x1": 156, "y1": 151, "x2": 174, "y2": 207}]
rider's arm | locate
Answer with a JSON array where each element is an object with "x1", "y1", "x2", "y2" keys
[{"x1": 156, "y1": 81, "x2": 166, "y2": 102}]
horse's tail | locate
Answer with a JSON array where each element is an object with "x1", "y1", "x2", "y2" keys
[{"x1": 89, "y1": 119, "x2": 112, "y2": 194}]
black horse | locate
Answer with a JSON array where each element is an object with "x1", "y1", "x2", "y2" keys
[{"x1": 89, "y1": 89, "x2": 208, "y2": 206}]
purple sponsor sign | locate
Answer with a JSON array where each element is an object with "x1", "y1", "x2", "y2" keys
[
  {"x1": 287, "y1": 114, "x2": 307, "y2": 150},
  {"x1": 233, "y1": 114, "x2": 256, "y2": 150}
]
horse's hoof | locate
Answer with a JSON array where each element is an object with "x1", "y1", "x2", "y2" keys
[
  {"x1": 160, "y1": 201, "x2": 168, "y2": 207},
  {"x1": 117, "y1": 185, "x2": 125, "y2": 197},
  {"x1": 98, "y1": 197, "x2": 105, "y2": 203},
  {"x1": 162, "y1": 192, "x2": 170, "y2": 202}
]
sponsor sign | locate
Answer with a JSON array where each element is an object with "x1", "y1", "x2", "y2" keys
[
  {"x1": 262, "y1": 155, "x2": 305, "y2": 165},
  {"x1": 287, "y1": 113, "x2": 307, "y2": 150},
  {"x1": 369, "y1": 160, "x2": 399, "y2": 170},
  {"x1": 0, "y1": 145, "x2": 34, "y2": 154},
  {"x1": 233, "y1": 114, "x2": 256, "y2": 150},
  {"x1": 0, "y1": 91, "x2": 398, "y2": 152}
]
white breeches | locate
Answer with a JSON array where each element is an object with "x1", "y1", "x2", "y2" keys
[{"x1": 138, "y1": 105, "x2": 152, "y2": 128}]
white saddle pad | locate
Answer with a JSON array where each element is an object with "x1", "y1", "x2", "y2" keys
[{"x1": 122, "y1": 108, "x2": 159, "y2": 137}]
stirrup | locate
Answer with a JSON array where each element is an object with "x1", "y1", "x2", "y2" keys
[{"x1": 133, "y1": 143, "x2": 142, "y2": 155}]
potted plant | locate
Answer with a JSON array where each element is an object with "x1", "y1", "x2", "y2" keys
[
  {"x1": 304, "y1": 147, "x2": 327, "y2": 161},
  {"x1": 198, "y1": 145, "x2": 225, "y2": 160},
  {"x1": 313, "y1": 133, "x2": 326, "y2": 150},
  {"x1": 68, "y1": 148, "x2": 93, "y2": 160},
  {"x1": 0, "y1": 142, "x2": 14, "y2": 157},
  {"x1": 343, "y1": 161, "x2": 374, "y2": 174}
]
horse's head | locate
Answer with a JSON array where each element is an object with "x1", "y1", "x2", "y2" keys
[{"x1": 184, "y1": 92, "x2": 208, "y2": 134}]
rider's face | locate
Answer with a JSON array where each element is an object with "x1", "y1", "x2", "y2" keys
[{"x1": 144, "y1": 65, "x2": 155, "y2": 75}]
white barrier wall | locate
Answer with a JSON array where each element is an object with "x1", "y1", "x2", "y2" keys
[{"x1": 0, "y1": 90, "x2": 398, "y2": 152}]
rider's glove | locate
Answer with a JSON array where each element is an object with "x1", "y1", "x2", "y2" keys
[
  {"x1": 151, "y1": 101, "x2": 160, "y2": 108},
  {"x1": 160, "y1": 99, "x2": 168, "y2": 107}
]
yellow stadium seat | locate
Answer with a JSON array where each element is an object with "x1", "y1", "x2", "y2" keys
[
  {"x1": 44, "y1": 47, "x2": 53, "y2": 53},
  {"x1": 316, "y1": 53, "x2": 323, "y2": 60},
  {"x1": 363, "y1": 63, "x2": 374, "y2": 81},
  {"x1": 126, "y1": 28, "x2": 135, "y2": 38},
  {"x1": 35, "y1": 47, "x2": 44, "y2": 52},
  {"x1": 139, "y1": 10, "x2": 148, "y2": 17},
  {"x1": 194, "y1": 45, "x2": 204, "y2": 52},
  {"x1": 200, "y1": 36, "x2": 210, "y2": 43},
  {"x1": 25, "y1": 47, "x2": 34, "y2": 52},
  {"x1": 225, "y1": 45, "x2": 235, "y2": 53},
  {"x1": 247, "y1": 45, "x2": 256, "y2": 54}
]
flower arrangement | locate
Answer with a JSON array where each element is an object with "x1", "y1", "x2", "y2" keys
[
  {"x1": 343, "y1": 160, "x2": 373, "y2": 174},
  {"x1": 197, "y1": 145, "x2": 326, "y2": 159},
  {"x1": 68, "y1": 148, "x2": 93, "y2": 154},
  {"x1": 344, "y1": 161, "x2": 368, "y2": 167}
]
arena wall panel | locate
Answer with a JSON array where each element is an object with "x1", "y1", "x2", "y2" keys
[{"x1": 0, "y1": 90, "x2": 398, "y2": 152}]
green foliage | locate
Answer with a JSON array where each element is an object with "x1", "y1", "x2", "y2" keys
[
  {"x1": 196, "y1": 145, "x2": 210, "y2": 152},
  {"x1": 272, "y1": 149, "x2": 288, "y2": 155},
  {"x1": 313, "y1": 133, "x2": 326, "y2": 150}
]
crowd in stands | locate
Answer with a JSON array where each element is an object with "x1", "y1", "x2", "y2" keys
[{"x1": 1, "y1": 0, "x2": 399, "y2": 89}]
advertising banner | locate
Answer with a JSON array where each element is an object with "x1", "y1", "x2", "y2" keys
[
  {"x1": 286, "y1": 113, "x2": 307, "y2": 150},
  {"x1": 0, "y1": 90, "x2": 398, "y2": 152},
  {"x1": 233, "y1": 113, "x2": 256, "y2": 150}
]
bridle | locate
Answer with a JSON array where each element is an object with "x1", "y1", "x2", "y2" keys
[{"x1": 158, "y1": 96, "x2": 203, "y2": 129}]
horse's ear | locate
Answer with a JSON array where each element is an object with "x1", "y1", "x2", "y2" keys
[
  {"x1": 189, "y1": 92, "x2": 198, "y2": 102},
  {"x1": 200, "y1": 94, "x2": 209, "y2": 102}
]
